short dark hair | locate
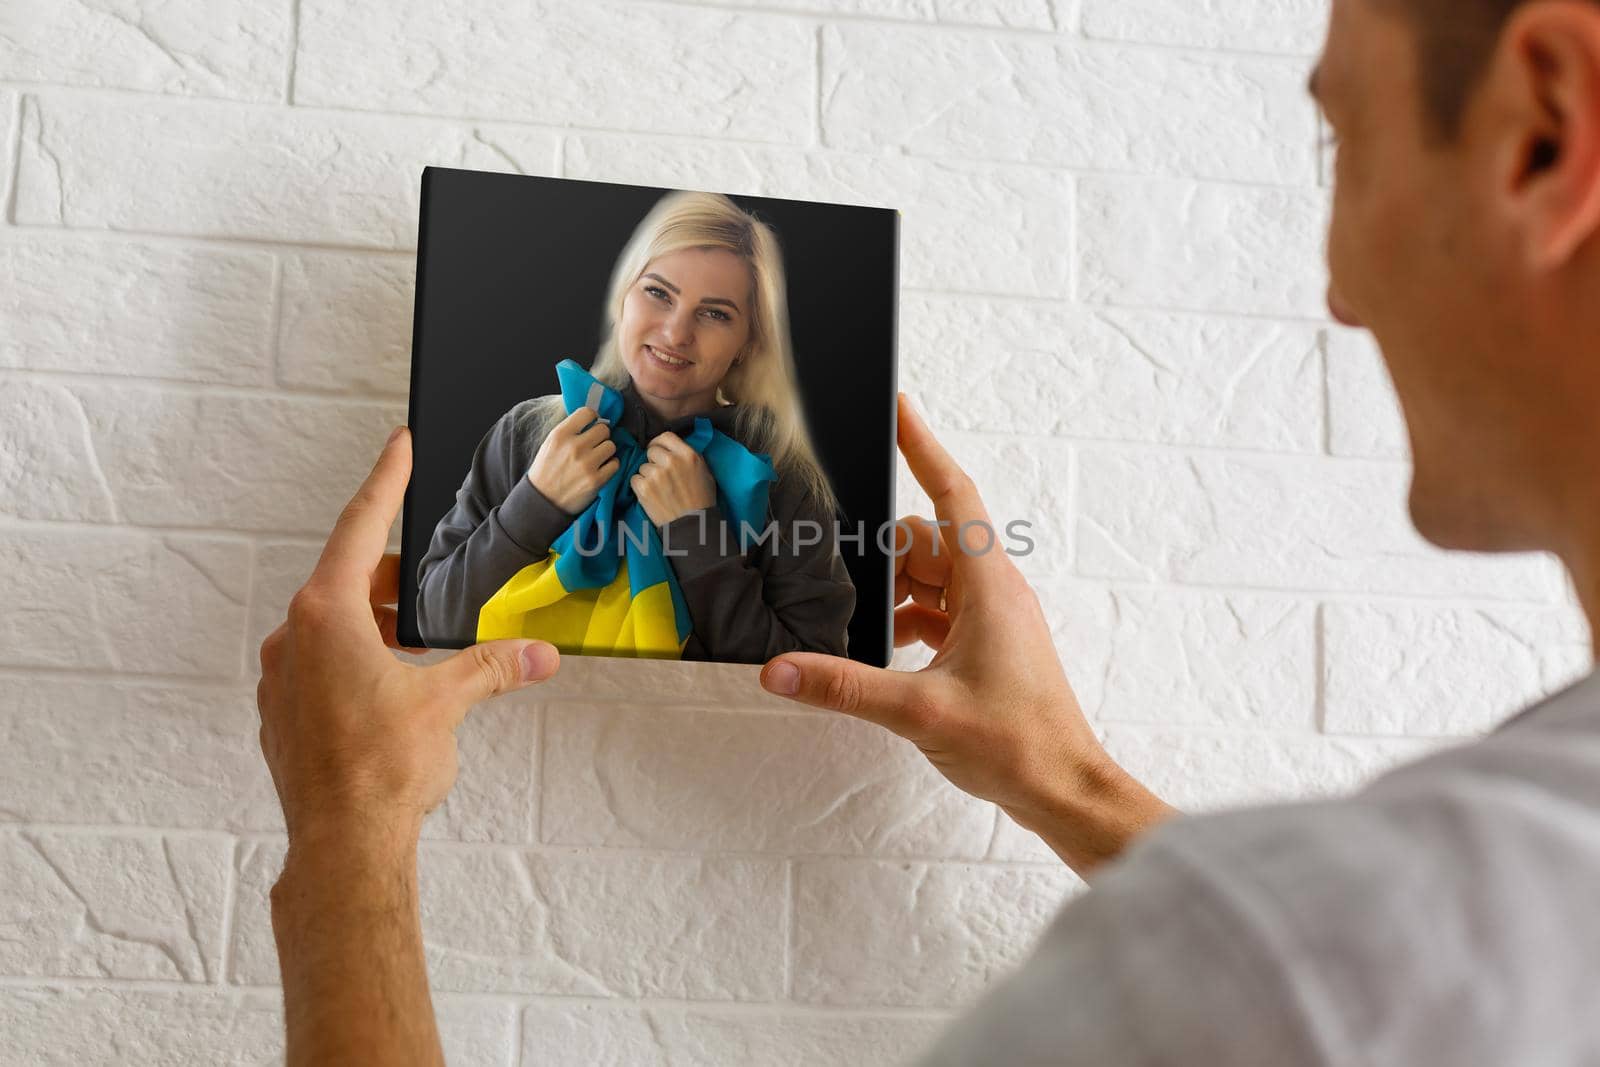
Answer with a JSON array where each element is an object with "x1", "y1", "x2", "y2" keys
[{"x1": 1389, "y1": 0, "x2": 1521, "y2": 139}]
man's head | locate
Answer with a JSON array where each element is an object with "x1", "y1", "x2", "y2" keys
[{"x1": 1318, "y1": 0, "x2": 1600, "y2": 561}]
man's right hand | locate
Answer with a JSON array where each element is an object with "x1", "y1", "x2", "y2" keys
[{"x1": 759, "y1": 394, "x2": 1176, "y2": 877}]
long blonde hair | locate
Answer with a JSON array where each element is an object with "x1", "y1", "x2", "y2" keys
[{"x1": 519, "y1": 190, "x2": 841, "y2": 518}]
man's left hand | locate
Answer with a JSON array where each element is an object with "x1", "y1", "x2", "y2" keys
[{"x1": 256, "y1": 426, "x2": 561, "y2": 851}]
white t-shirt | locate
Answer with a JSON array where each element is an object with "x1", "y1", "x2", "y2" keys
[{"x1": 913, "y1": 667, "x2": 1600, "y2": 1066}]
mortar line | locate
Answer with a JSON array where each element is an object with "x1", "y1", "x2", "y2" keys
[
  {"x1": 0, "y1": 973, "x2": 961, "y2": 1019},
  {"x1": 216, "y1": 836, "x2": 241, "y2": 987},
  {"x1": 284, "y1": 0, "x2": 303, "y2": 105},
  {"x1": 812, "y1": 23, "x2": 824, "y2": 149},
  {"x1": 0, "y1": 221, "x2": 1349, "y2": 327},
  {"x1": 533, "y1": 704, "x2": 548, "y2": 846},
  {"x1": 3, "y1": 92, "x2": 23, "y2": 224},
  {"x1": 1065, "y1": 444, "x2": 1079, "y2": 572},
  {"x1": 268, "y1": 253, "x2": 288, "y2": 390},
  {"x1": 0, "y1": 83, "x2": 1328, "y2": 196},
  {"x1": 237, "y1": 540, "x2": 259, "y2": 681},
  {"x1": 1318, "y1": 328, "x2": 1334, "y2": 455},
  {"x1": 0, "y1": 366, "x2": 404, "y2": 408},
  {"x1": 633, "y1": 0, "x2": 1323, "y2": 61},
  {"x1": 783, "y1": 859, "x2": 796, "y2": 999},
  {"x1": 1314, "y1": 602, "x2": 1330, "y2": 733}
]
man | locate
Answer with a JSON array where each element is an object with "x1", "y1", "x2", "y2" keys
[{"x1": 257, "y1": 0, "x2": 1600, "y2": 1062}]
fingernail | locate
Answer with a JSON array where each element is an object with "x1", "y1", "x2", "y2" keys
[
  {"x1": 901, "y1": 392, "x2": 923, "y2": 421},
  {"x1": 764, "y1": 661, "x2": 800, "y2": 696},
  {"x1": 520, "y1": 642, "x2": 557, "y2": 681},
  {"x1": 387, "y1": 425, "x2": 406, "y2": 446}
]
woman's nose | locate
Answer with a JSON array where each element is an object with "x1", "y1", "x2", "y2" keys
[{"x1": 664, "y1": 306, "x2": 695, "y2": 346}]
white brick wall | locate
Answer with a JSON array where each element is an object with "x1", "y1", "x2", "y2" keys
[{"x1": 0, "y1": 1, "x2": 1591, "y2": 1064}]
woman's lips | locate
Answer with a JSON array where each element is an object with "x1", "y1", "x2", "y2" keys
[{"x1": 645, "y1": 344, "x2": 693, "y2": 370}]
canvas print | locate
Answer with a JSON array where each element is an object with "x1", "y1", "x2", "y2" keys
[{"x1": 399, "y1": 167, "x2": 898, "y2": 667}]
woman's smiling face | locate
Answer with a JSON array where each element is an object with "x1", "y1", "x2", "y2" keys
[{"x1": 618, "y1": 246, "x2": 753, "y2": 419}]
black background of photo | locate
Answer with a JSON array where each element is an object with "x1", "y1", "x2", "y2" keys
[{"x1": 399, "y1": 166, "x2": 899, "y2": 667}]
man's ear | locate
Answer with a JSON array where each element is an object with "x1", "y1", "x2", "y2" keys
[{"x1": 1491, "y1": 1, "x2": 1600, "y2": 269}]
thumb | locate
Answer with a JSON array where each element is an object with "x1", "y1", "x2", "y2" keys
[
  {"x1": 427, "y1": 639, "x2": 560, "y2": 714},
  {"x1": 760, "y1": 652, "x2": 936, "y2": 738}
]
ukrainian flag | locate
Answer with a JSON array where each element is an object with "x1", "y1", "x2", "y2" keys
[{"x1": 476, "y1": 359, "x2": 776, "y2": 658}]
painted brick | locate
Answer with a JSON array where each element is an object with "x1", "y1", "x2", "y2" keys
[
  {"x1": 991, "y1": 726, "x2": 1441, "y2": 859},
  {"x1": 0, "y1": 830, "x2": 228, "y2": 982},
  {"x1": 1102, "y1": 723, "x2": 1439, "y2": 812},
  {"x1": 1031, "y1": 576, "x2": 1318, "y2": 730},
  {"x1": 793, "y1": 860, "x2": 1075, "y2": 1008},
  {"x1": 1075, "y1": 449, "x2": 1564, "y2": 600},
  {"x1": 0, "y1": 526, "x2": 247, "y2": 677},
  {"x1": 296, "y1": 1, "x2": 812, "y2": 145},
  {"x1": 429, "y1": 696, "x2": 540, "y2": 844},
  {"x1": 987, "y1": 725, "x2": 1426, "y2": 858},
  {"x1": 0, "y1": 988, "x2": 282, "y2": 1066},
  {"x1": 276, "y1": 252, "x2": 415, "y2": 396},
  {"x1": 13, "y1": 95, "x2": 557, "y2": 248},
  {"x1": 1084, "y1": 0, "x2": 1327, "y2": 53},
  {"x1": 892, "y1": 430, "x2": 1072, "y2": 580},
  {"x1": 0, "y1": 678, "x2": 276, "y2": 831},
  {"x1": 520, "y1": 1001, "x2": 950, "y2": 1065},
  {"x1": 899, "y1": 296, "x2": 1323, "y2": 452},
  {"x1": 0, "y1": 379, "x2": 118, "y2": 522},
  {"x1": 51, "y1": 382, "x2": 402, "y2": 535},
  {"x1": 0, "y1": 234, "x2": 274, "y2": 386},
  {"x1": 1324, "y1": 603, "x2": 1594, "y2": 737},
  {"x1": 232, "y1": 841, "x2": 787, "y2": 1000},
  {"x1": 757, "y1": 0, "x2": 1058, "y2": 26},
  {"x1": 0, "y1": 0, "x2": 288, "y2": 102},
  {"x1": 1079, "y1": 176, "x2": 1329, "y2": 317},
  {"x1": 1326, "y1": 325, "x2": 1409, "y2": 459},
  {"x1": 0, "y1": 987, "x2": 511, "y2": 1067},
  {"x1": 823, "y1": 28, "x2": 1316, "y2": 184},
  {"x1": 564, "y1": 136, "x2": 1073, "y2": 298},
  {"x1": 542, "y1": 703, "x2": 994, "y2": 858}
]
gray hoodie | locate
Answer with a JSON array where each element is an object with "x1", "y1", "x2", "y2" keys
[{"x1": 416, "y1": 376, "x2": 856, "y2": 663}]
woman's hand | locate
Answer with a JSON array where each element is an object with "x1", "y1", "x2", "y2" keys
[
  {"x1": 756, "y1": 395, "x2": 1176, "y2": 878},
  {"x1": 632, "y1": 430, "x2": 717, "y2": 527},
  {"x1": 527, "y1": 406, "x2": 619, "y2": 515}
]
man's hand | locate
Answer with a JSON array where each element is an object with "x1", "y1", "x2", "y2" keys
[
  {"x1": 257, "y1": 426, "x2": 559, "y2": 1066},
  {"x1": 759, "y1": 395, "x2": 1175, "y2": 877},
  {"x1": 258, "y1": 425, "x2": 560, "y2": 845}
]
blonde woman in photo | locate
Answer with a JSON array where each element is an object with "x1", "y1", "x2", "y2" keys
[{"x1": 416, "y1": 190, "x2": 857, "y2": 661}]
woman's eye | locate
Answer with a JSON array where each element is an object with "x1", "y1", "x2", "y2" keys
[
  {"x1": 645, "y1": 285, "x2": 668, "y2": 301},
  {"x1": 702, "y1": 308, "x2": 731, "y2": 322}
]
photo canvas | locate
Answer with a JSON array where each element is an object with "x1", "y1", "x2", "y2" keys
[{"x1": 398, "y1": 167, "x2": 899, "y2": 668}]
